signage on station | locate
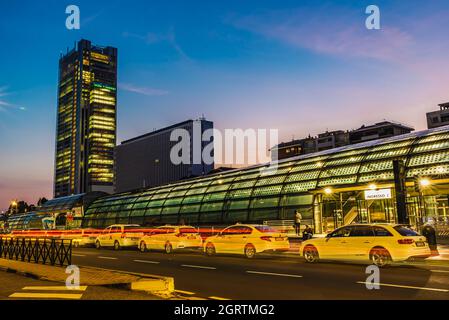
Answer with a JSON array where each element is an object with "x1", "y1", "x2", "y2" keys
[{"x1": 364, "y1": 188, "x2": 392, "y2": 200}]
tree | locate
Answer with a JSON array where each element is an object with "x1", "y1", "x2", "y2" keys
[{"x1": 7, "y1": 200, "x2": 30, "y2": 216}]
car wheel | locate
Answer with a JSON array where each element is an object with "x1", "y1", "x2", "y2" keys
[
  {"x1": 244, "y1": 244, "x2": 256, "y2": 259},
  {"x1": 114, "y1": 240, "x2": 121, "y2": 251},
  {"x1": 139, "y1": 241, "x2": 147, "y2": 253},
  {"x1": 303, "y1": 245, "x2": 319, "y2": 263},
  {"x1": 95, "y1": 241, "x2": 101, "y2": 249},
  {"x1": 205, "y1": 243, "x2": 216, "y2": 256},
  {"x1": 165, "y1": 242, "x2": 173, "y2": 254},
  {"x1": 370, "y1": 247, "x2": 391, "y2": 267}
]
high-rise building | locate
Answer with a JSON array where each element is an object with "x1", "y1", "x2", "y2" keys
[
  {"x1": 427, "y1": 102, "x2": 449, "y2": 129},
  {"x1": 115, "y1": 119, "x2": 214, "y2": 193},
  {"x1": 54, "y1": 39, "x2": 117, "y2": 198}
]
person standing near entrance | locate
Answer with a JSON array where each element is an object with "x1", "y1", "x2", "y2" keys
[
  {"x1": 294, "y1": 210, "x2": 302, "y2": 236},
  {"x1": 422, "y1": 223, "x2": 438, "y2": 254}
]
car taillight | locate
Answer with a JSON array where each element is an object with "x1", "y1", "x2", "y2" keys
[
  {"x1": 398, "y1": 239, "x2": 414, "y2": 244},
  {"x1": 260, "y1": 236, "x2": 272, "y2": 242}
]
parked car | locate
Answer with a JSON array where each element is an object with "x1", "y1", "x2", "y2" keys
[
  {"x1": 69, "y1": 229, "x2": 101, "y2": 247},
  {"x1": 300, "y1": 223, "x2": 431, "y2": 267},
  {"x1": 203, "y1": 224, "x2": 290, "y2": 259},
  {"x1": 138, "y1": 225, "x2": 203, "y2": 253},
  {"x1": 95, "y1": 224, "x2": 144, "y2": 250}
]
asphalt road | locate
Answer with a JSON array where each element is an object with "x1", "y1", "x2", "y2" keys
[{"x1": 72, "y1": 247, "x2": 449, "y2": 300}]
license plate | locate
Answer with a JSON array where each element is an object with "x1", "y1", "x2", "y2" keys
[
  {"x1": 131, "y1": 238, "x2": 139, "y2": 241},
  {"x1": 275, "y1": 237, "x2": 284, "y2": 241},
  {"x1": 415, "y1": 241, "x2": 425, "y2": 247}
]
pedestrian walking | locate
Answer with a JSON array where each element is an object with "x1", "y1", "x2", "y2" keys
[{"x1": 294, "y1": 211, "x2": 302, "y2": 236}]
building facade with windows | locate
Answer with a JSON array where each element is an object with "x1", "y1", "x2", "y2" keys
[
  {"x1": 83, "y1": 125, "x2": 449, "y2": 242},
  {"x1": 54, "y1": 39, "x2": 117, "y2": 198},
  {"x1": 427, "y1": 102, "x2": 449, "y2": 129},
  {"x1": 115, "y1": 119, "x2": 214, "y2": 193}
]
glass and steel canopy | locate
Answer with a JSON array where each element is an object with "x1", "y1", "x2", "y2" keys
[{"x1": 83, "y1": 125, "x2": 449, "y2": 228}]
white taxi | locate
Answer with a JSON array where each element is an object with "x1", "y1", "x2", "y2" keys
[
  {"x1": 203, "y1": 224, "x2": 290, "y2": 259},
  {"x1": 138, "y1": 225, "x2": 203, "y2": 253},
  {"x1": 300, "y1": 223, "x2": 431, "y2": 267},
  {"x1": 95, "y1": 224, "x2": 144, "y2": 250}
]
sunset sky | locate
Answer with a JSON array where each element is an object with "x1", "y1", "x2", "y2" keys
[{"x1": 1, "y1": 0, "x2": 449, "y2": 210}]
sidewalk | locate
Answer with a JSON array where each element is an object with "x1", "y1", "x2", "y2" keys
[{"x1": 0, "y1": 258, "x2": 175, "y2": 297}]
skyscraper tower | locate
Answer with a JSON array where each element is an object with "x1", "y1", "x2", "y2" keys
[{"x1": 54, "y1": 39, "x2": 117, "y2": 198}]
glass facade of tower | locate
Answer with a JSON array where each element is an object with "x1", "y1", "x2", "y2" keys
[
  {"x1": 82, "y1": 126, "x2": 449, "y2": 240},
  {"x1": 54, "y1": 39, "x2": 117, "y2": 198}
]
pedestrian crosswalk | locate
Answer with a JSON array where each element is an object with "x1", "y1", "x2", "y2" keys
[{"x1": 9, "y1": 286, "x2": 88, "y2": 300}]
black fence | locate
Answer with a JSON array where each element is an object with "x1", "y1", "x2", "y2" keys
[{"x1": 0, "y1": 237, "x2": 72, "y2": 266}]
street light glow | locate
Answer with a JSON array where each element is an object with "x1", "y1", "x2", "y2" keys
[
  {"x1": 368, "y1": 183, "x2": 377, "y2": 190},
  {"x1": 324, "y1": 187, "x2": 333, "y2": 195},
  {"x1": 419, "y1": 178, "x2": 431, "y2": 187}
]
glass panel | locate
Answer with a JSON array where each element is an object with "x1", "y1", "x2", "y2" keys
[
  {"x1": 163, "y1": 197, "x2": 184, "y2": 206},
  {"x1": 408, "y1": 151, "x2": 449, "y2": 167},
  {"x1": 412, "y1": 141, "x2": 449, "y2": 153},
  {"x1": 186, "y1": 187, "x2": 209, "y2": 195},
  {"x1": 417, "y1": 132, "x2": 449, "y2": 144},
  {"x1": 358, "y1": 172, "x2": 393, "y2": 183},
  {"x1": 132, "y1": 201, "x2": 148, "y2": 209},
  {"x1": 407, "y1": 165, "x2": 449, "y2": 177},
  {"x1": 325, "y1": 155, "x2": 364, "y2": 167},
  {"x1": 228, "y1": 188, "x2": 252, "y2": 199},
  {"x1": 252, "y1": 185, "x2": 283, "y2": 196},
  {"x1": 229, "y1": 180, "x2": 257, "y2": 189},
  {"x1": 130, "y1": 209, "x2": 146, "y2": 217},
  {"x1": 147, "y1": 199, "x2": 165, "y2": 207},
  {"x1": 285, "y1": 170, "x2": 320, "y2": 183},
  {"x1": 161, "y1": 206, "x2": 180, "y2": 215},
  {"x1": 180, "y1": 204, "x2": 201, "y2": 214},
  {"x1": 365, "y1": 147, "x2": 410, "y2": 161},
  {"x1": 370, "y1": 139, "x2": 413, "y2": 152},
  {"x1": 284, "y1": 194, "x2": 314, "y2": 206},
  {"x1": 318, "y1": 175, "x2": 358, "y2": 186},
  {"x1": 223, "y1": 210, "x2": 248, "y2": 223},
  {"x1": 251, "y1": 197, "x2": 280, "y2": 208},
  {"x1": 320, "y1": 165, "x2": 359, "y2": 178},
  {"x1": 283, "y1": 181, "x2": 317, "y2": 193},
  {"x1": 359, "y1": 160, "x2": 394, "y2": 173},
  {"x1": 202, "y1": 192, "x2": 227, "y2": 202},
  {"x1": 229, "y1": 200, "x2": 250, "y2": 210},
  {"x1": 182, "y1": 194, "x2": 205, "y2": 204},
  {"x1": 145, "y1": 207, "x2": 162, "y2": 216},
  {"x1": 255, "y1": 175, "x2": 287, "y2": 186},
  {"x1": 200, "y1": 202, "x2": 224, "y2": 212},
  {"x1": 249, "y1": 209, "x2": 278, "y2": 221},
  {"x1": 206, "y1": 183, "x2": 232, "y2": 193},
  {"x1": 159, "y1": 214, "x2": 179, "y2": 224},
  {"x1": 199, "y1": 211, "x2": 223, "y2": 223}
]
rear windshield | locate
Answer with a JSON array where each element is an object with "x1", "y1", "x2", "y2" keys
[
  {"x1": 255, "y1": 226, "x2": 277, "y2": 233},
  {"x1": 394, "y1": 226, "x2": 419, "y2": 236},
  {"x1": 124, "y1": 226, "x2": 142, "y2": 231},
  {"x1": 180, "y1": 228, "x2": 198, "y2": 234}
]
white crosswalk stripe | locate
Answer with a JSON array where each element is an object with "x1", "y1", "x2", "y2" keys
[{"x1": 9, "y1": 286, "x2": 87, "y2": 300}]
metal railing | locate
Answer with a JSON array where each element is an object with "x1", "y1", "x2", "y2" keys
[{"x1": 0, "y1": 237, "x2": 72, "y2": 266}]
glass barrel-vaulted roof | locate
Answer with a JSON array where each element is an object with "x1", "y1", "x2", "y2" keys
[{"x1": 83, "y1": 125, "x2": 449, "y2": 228}]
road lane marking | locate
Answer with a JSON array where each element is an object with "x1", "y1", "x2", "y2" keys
[
  {"x1": 246, "y1": 271, "x2": 303, "y2": 278},
  {"x1": 181, "y1": 264, "x2": 216, "y2": 270},
  {"x1": 9, "y1": 293, "x2": 83, "y2": 299},
  {"x1": 175, "y1": 290, "x2": 196, "y2": 295},
  {"x1": 209, "y1": 296, "x2": 230, "y2": 300},
  {"x1": 22, "y1": 286, "x2": 87, "y2": 291},
  {"x1": 72, "y1": 254, "x2": 86, "y2": 257},
  {"x1": 133, "y1": 259, "x2": 160, "y2": 264},
  {"x1": 356, "y1": 281, "x2": 449, "y2": 293},
  {"x1": 98, "y1": 256, "x2": 118, "y2": 260}
]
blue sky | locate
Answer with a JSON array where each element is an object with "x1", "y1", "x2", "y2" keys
[{"x1": 1, "y1": 0, "x2": 449, "y2": 209}]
